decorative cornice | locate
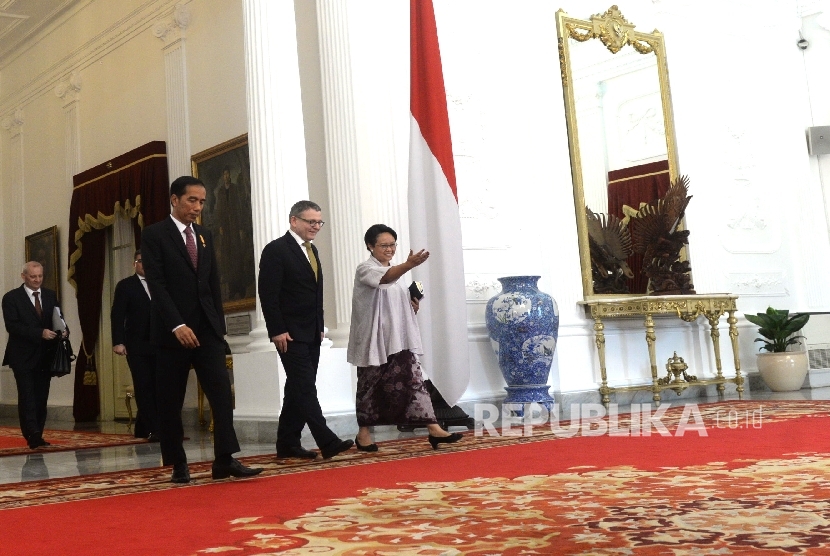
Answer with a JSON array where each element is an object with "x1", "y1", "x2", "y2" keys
[
  {"x1": 54, "y1": 72, "x2": 82, "y2": 106},
  {"x1": 152, "y1": 3, "x2": 190, "y2": 46},
  {"x1": 0, "y1": 0, "x2": 180, "y2": 116},
  {"x1": 1, "y1": 108, "x2": 23, "y2": 137}
]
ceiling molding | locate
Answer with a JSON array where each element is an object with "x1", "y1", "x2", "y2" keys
[
  {"x1": 0, "y1": 0, "x2": 181, "y2": 116},
  {"x1": 0, "y1": 0, "x2": 82, "y2": 67}
]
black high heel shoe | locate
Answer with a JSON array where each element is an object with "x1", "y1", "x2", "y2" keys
[
  {"x1": 355, "y1": 437, "x2": 378, "y2": 452},
  {"x1": 428, "y1": 432, "x2": 463, "y2": 450}
]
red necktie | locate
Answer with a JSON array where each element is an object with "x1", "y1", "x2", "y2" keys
[
  {"x1": 33, "y1": 291, "x2": 43, "y2": 318},
  {"x1": 184, "y1": 226, "x2": 198, "y2": 269}
]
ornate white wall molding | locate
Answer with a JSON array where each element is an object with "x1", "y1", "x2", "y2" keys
[
  {"x1": 619, "y1": 93, "x2": 666, "y2": 162},
  {"x1": 3, "y1": 107, "x2": 25, "y2": 273},
  {"x1": 155, "y1": 3, "x2": 191, "y2": 181},
  {"x1": 466, "y1": 276, "x2": 501, "y2": 302},
  {"x1": 0, "y1": 0, "x2": 180, "y2": 115},
  {"x1": 152, "y1": 3, "x2": 190, "y2": 46},
  {"x1": 54, "y1": 72, "x2": 82, "y2": 107},
  {"x1": 727, "y1": 272, "x2": 786, "y2": 296},
  {"x1": 1, "y1": 108, "x2": 24, "y2": 137},
  {"x1": 720, "y1": 178, "x2": 781, "y2": 254},
  {"x1": 55, "y1": 74, "x2": 82, "y2": 189}
]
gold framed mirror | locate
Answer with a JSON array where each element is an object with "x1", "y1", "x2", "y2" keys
[{"x1": 556, "y1": 6, "x2": 681, "y2": 299}]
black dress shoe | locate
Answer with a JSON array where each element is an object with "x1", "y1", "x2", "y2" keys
[
  {"x1": 428, "y1": 432, "x2": 463, "y2": 450},
  {"x1": 276, "y1": 446, "x2": 318, "y2": 459},
  {"x1": 171, "y1": 463, "x2": 191, "y2": 484},
  {"x1": 211, "y1": 458, "x2": 264, "y2": 480},
  {"x1": 147, "y1": 433, "x2": 160, "y2": 443},
  {"x1": 354, "y1": 437, "x2": 378, "y2": 452},
  {"x1": 321, "y1": 439, "x2": 354, "y2": 459},
  {"x1": 27, "y1": 436, "x2": 47, "y2": 449}
]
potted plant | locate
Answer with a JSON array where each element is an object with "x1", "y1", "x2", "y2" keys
[{"x1": 745, "y1": 307, "x2": 810, "y2": 392}]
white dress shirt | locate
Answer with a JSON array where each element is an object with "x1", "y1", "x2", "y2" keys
[{"x1": 289, "y1": 229, "x2": 312, "y2": 262}]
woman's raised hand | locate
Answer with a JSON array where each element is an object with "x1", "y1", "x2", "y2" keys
[{"x1": 406, "y1": 249, "x2": 430, "y2": 268}]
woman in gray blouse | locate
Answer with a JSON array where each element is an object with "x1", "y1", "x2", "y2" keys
[{"x1": 346, "y1": 224, "x2": 462, "y2": 451}]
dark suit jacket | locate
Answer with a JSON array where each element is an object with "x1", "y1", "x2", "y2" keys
[
  {"x1": 2, "y1": 285, "x2": 59, "y2": 370},
  {"x1": 110, "y1": 274, "x2": 152, "y2": 355},
  {"x1": 141, "y1": 216, "x2": 226, "y2": 348},
  {"x1": 258, "y1": 231, "x2": 324, "y2": 343}
]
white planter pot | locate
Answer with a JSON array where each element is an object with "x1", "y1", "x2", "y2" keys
[{"x1": 757, "y1": 351, "x2": 809, "y2": 392}]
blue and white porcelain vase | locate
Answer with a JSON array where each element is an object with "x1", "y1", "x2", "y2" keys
[{"x1": 485, "y1": 276, "x2": 559, "y2": 409}]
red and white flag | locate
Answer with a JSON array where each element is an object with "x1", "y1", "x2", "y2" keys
[{"x1": 408, "y1": 0, "x2": 470, "y2": 406}]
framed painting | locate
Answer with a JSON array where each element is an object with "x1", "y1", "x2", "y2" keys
[
  {"x1": 25, "y1": 226, "x2": 60, "y2": 301},
  {"x1": 191, "y1": 134, "x2": 256, "y2": 313}
]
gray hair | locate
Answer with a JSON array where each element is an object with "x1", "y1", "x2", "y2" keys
[
  {"x1": 22, "y1": 261, "x2": 43, "y2": 275},
  {"x1": 289, "y1": 200, "x2": 322, "y2": 218}
]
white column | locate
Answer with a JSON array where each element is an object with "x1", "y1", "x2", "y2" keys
[
  {"x1": 55, "y1": 73, "x2": 83, "y2": 188},
  {"x1": 153, "y1": 3, "x2": 191, "y2": 180},
  {"x1": 1, "y1": 109, "x2": 25, "y2": 278},
  {"x1": 242, "y1": 0, "x2": 312, "y2": 352},
  {"x1": 316, "y1": 0, "x2": 366, "y2": 345}
]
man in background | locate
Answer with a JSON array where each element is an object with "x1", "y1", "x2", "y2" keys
[
  {"x1": 2, "y1": 261, "x2": 66, "y2": 449},
  {"x1": 111, "y1": 249, "x2": 159, "y2": 442}
]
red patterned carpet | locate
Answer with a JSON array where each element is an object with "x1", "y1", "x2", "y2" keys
[
  {"x1": 1, "y1": 400, "x2": 830, "y2": 555},
  {"x1": 0, "y1": 426, "x2": 145, "y2": 456}
]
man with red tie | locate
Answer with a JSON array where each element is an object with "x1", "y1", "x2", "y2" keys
[
  {"x1": 141, "y1": 176, "x2": 262, "y2": 483},
  {"x1": 2, "y1": 261, "x2": 65, "y2": 449}
]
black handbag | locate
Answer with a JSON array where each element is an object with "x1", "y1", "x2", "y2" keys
[
  {"x1": 409, "y1": 281, "x2": 424, "y2": 300},
  {"x1": 49, "y1": 337, "x2": 76, "y2": 378}
]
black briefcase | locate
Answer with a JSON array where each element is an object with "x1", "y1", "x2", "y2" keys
[{"x1": 49, "y1": 337, "x2": 76, "y2": 378}]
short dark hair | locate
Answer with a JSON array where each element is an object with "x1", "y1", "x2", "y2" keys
[
  {"x1": 170, "y1": 175, "x2": 205, "y2": 198},
  {"x1": 364, "y1": 224, "x2": 397, "y2": 250},
  {"x1": 289, "y1": 200, "x2": 322, "y2": 218},
  {"x1": 134, "y1": 249, "x2": 141, "y2": 260}
]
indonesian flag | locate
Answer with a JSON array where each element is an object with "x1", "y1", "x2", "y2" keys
[{"x1": 408, "y1": 0, "x2": 470, "y2": 406}]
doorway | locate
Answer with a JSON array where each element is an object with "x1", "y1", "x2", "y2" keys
[{"x1": 96, "y1": 212, "x2": 136, "y2": 421}]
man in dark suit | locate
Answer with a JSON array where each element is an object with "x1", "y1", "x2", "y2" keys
[
  {"x1": 111, "y1": 249, "x2": 159, "y2": 441},
  {"x1": 259, "y1": 200, "x2": 353, "y2": 459},
  {"x1": 2, "y1": 261, "x2": 65, "y2": 449},
  {"x1": 141, "y1": 175, "x2": 262, "y2": 483}
]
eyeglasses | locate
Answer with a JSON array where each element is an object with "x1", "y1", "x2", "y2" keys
[
  {"x1": 294, "y1": 216, "x2": 325, "y2": 227},
  {"x1": 376, "y1": 243, "x2": 397, "y2": 250},
  {"x1": 134, "y1": 259, "x2": 143, "y2": 264}
]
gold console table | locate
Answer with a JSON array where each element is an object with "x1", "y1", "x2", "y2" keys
[{"x1": 580, "y1": 294, "x2": 744, "y2": 405}]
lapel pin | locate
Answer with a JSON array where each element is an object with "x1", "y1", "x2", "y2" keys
[{"x1": 199, "y1": 234, "x2": 206, "y2": 247}]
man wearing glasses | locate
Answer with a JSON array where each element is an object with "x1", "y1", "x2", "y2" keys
[
  {"x1": 111, "y1": 249, "x2": 158, "y2": 441},
  {"x1": 259, "y1": 200, "x2": 353, "y2": 460}
]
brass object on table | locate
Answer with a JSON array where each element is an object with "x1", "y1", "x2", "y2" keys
[
  {"x1": 581, "y1": 294, "x2": 744, "y2": 406},
  {"x1": 657, "y1": 352, "x2": 698, "y2": 393}
]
